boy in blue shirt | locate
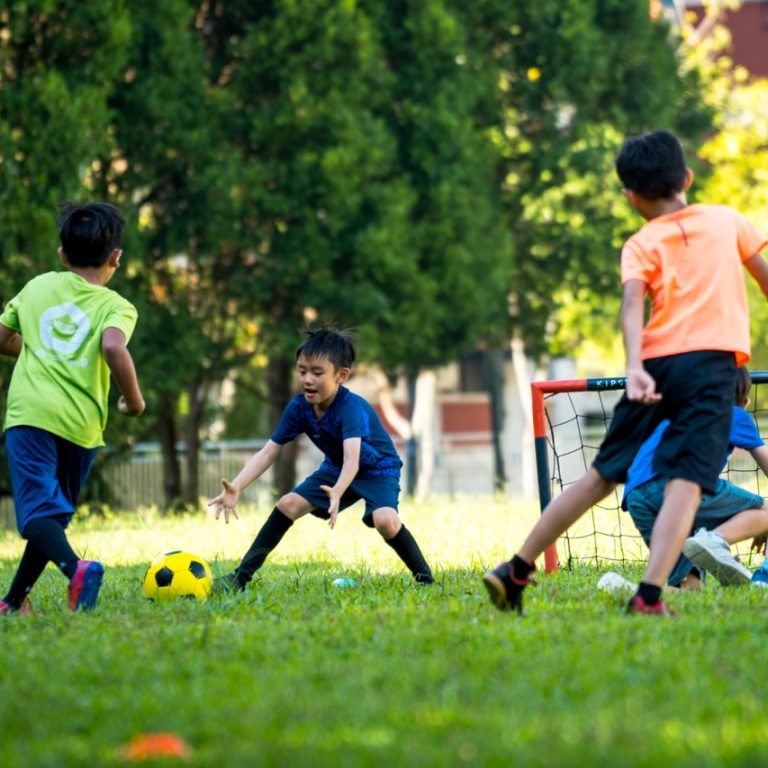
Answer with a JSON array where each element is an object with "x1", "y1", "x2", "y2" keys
[
  {"x1": 208, "y1": 328, "x2": 433, "y2": 590},
  {"x1": 624, "y1": 366, "x2": 768, "y2": 588}
]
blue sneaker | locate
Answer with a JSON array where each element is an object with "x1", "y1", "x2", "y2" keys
[
  {"x1": 751, "y1": 562, "x2": 768, "y2": 588},
  {"x1": 68, "y1": 560, "x2": 104, "y2": 611}
]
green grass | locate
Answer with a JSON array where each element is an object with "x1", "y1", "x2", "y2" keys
[{"x1": 1, "y1": 497, "x2": 768, "y2": 767}]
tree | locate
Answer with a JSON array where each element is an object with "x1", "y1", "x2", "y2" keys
[
  {"x1": 456, "y1": 0, "x2": 712, "y2": 359},
  {"x1": 93, "y1": 0, "x2": 257, "y2": 507},
  {"x1": 201, "y1": 0, "x2": 511, "y2": 493},
  {"x1": 0, "y1": 1, "x2": 131, "y2": 503}
]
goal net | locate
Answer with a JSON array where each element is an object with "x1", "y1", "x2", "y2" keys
[{"x1": 532, "y1": 372, "x2": 768, "y2": 573}]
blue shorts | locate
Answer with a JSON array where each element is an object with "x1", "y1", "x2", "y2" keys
[
  {"x1": 625, "y1": 475, "x2": 764, "y2": 586},
  {"x1": 5, "y1": 426, "x2": 97, "y2": 536},
  {"x1": 292, "y1": 468, "x2": 400, "y2": 528}
]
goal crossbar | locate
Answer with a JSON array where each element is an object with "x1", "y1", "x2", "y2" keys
[{"x1": 531, "y1": 372, "x2": 768, "y2": 574}]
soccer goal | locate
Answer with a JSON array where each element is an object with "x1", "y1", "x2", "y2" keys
[{"x1": 532, "y1": 372, "x2": 768, "y2": 573}]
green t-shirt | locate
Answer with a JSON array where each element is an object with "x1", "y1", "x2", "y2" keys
[{"x1": 1, "y1": 271, "x2": 138, "y2": 448}]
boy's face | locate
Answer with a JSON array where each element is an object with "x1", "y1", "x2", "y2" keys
[{"x1": 296, "y1": 353, "x2": 350, "y2": 410}]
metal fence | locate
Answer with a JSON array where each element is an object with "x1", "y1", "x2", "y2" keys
[
  {"x1": 0, "y1": 433, "x2": 502, "y2": 524},
  {"x1": 102, "y1": 439, "x2": 273, "y2": 511}
]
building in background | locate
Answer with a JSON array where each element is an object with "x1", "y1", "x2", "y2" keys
[{"x1": 654, "y1": 0, "x2": 768, "y2": 77}]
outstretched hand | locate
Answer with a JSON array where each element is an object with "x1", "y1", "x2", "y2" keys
[
  {"x1": 320, "y1": 484, "x2": 340, "y2": 529},
  {"x1": 207, "y1": 478, "x2": 240, "y2": 524}
]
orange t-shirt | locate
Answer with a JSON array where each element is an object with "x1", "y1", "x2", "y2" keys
[{"x1": 621, "y1": 204, "x2": 767, "y2": 365}]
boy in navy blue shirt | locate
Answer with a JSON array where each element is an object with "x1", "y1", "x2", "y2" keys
[{"x1": 208, "y1": 328, "x2": 433, "y2": 590}]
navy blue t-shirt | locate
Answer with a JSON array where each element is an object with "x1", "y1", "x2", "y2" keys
[{"x1": 271, "y1": 385, "x2": 402, "y2": 479}]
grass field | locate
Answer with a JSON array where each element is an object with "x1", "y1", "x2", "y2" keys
[{"x1": 2, "y1": 496, "x2": 768, "y2": 767}]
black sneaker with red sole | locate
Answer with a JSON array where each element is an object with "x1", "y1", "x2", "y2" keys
[{"x1": 482, "y1": 561, "x2": 534, "y2": 615}]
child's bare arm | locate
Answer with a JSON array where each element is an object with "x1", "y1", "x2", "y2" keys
[
  {"x1": 745, "y1": 252, "x2": 768, "y2": 299},
  {"x1": 101, "y1": 327, "x2": 145, "y2": 416},
  {"x1": 621, "y1": 279, "x2": 661, "y2": 404},
  {"x1": 208, "y1": 440, "x2": 282, "y2": 523},
  {"x1": 321, "y1": 437, "x2": 361, "y2": 529},
  {"x1": 0, "y1": 324, "x2": 21, "y2": 358},
  {"x1": 749, "y1": 444, "x2": 768, "y2": 478}
]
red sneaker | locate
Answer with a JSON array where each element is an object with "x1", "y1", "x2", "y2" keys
[
  {"x1": 68, "y1": 560, "x2": 104, "y2": 611},
  {"x1": 627, "y1": 594, "x2": 672, "y2": 616},
  {"x1": 0, "y1": 597, "x2": 32, "y2": 615}
]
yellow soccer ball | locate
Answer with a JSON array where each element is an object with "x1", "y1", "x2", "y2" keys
[{"x1": 143, "y1": 550, "x2": 213, "y2": 603}]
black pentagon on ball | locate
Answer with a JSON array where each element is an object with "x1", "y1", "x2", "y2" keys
[
  {"x1": 188, "y1": 560, "x2": 207, "y2": 580},
  {"x1": 155, "y1": 566, "x2": 175, "y2": 587}
]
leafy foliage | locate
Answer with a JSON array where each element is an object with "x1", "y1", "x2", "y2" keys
[
  {"x1": 0, "y1": 0, "x2": 714, "y2": 501},
  {"x1": 459, "y1": 0, "x2": 712, "y2": 358}
]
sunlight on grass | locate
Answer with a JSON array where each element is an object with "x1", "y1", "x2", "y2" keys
[{"x1": 0, "y1": 494, "x2": 542, "y2": 575}]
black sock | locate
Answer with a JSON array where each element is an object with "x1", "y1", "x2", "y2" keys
[
  {"x1": 385, "y1": 525, "x2": 433, "y2": 583},
  {"x1": 234, "y1": 507, "x2": 293, "y2": 586},
  {"x1": 22, "y1": 518, "x2": 79, "y2": 579},
  {"x1": 511, "y1": 555, "x2": 534, "y2": 581},
  {"x1": 4, "y1": 542, "x2": 49, "y2": 609},
  {"x1": 638, "y1": 581, "x2": 662, "y2": 605}
]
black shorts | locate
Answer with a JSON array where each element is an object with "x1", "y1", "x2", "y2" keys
[{"x1": 592, "y1": 350, "x2": 737, "y2": 495}]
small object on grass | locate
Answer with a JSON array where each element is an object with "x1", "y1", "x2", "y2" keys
[
  {"x1": 332, "y1": 578, "x2": 357, "y2": 588},
  {"x1": 597, "y1": 571, "x2": 637, "y2": 593},
  {"x1": 123, "y1": 732, "x2": 191, "y2": 761}
]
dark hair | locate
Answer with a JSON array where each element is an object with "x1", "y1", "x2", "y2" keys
[
  {"x1": 296, "y1": 328, "x2": 356, "y2": 370},
  {"x1": 615, "y1": 130, "x2": 687, "y2": 200},
  {"x1": 58, "y1": 201, "x2": 125, "y2": 267},
  {"x1": 735, "y1": 366, "x2": 752, "y2": 407}
]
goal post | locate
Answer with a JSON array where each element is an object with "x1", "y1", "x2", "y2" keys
[{"x1": 531, "y1": 371, "x2": 768, "y2": 574}]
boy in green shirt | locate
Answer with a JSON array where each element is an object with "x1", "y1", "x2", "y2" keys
[{"x1": 0, "y1": 202, "x2": 145, "y2": 613}]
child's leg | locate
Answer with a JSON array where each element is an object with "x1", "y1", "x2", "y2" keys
[
  {"x1": 229, "y1": 493, "x2": 313, "y2": 588},
  {"x1": 642, "y1": 478, "x2": 701, "y2": 587},
  {"x1": 626, "y1": 478, "x2": 700, "y2": 589},
  {"x1": 518, "y1": 466, "x2": 615, "y2": 564},
  {"x1": 714, "y1": 507, "x2": 768, "y2": 544},
  {"x1": 680, "y1": 503, "x2": 768, "y2": 587},
  {"x1": 483, "y1": 467, "x2": 614, "y2": 613},
  {"x1": 22, "y1": 517, "x2": 79, "y2": 578},
  {"x1": 3, "y1": 541, "x2": 48, "y2": 609},
  {"x1": 372, "y1": 507, "x2": 433, "y2": 584},
  {"x1": 20, "y1": 516, "x2": 105, "y2": 611}
]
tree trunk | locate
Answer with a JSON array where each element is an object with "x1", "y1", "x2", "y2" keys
[
  {"x1": 485, "y1": 348, "x2": 507, "y2": 492},
  {"x1": 510, "y1": 335, "x2": 536, "y2": 498},
  {"x1": 405, "y1": 371, "x2": 418, "y2": 496},
  {"x1": 267, "y1": 355, "x2": 297, "y2": 496},
  {"x1": 183, "y1": 378, "x2": 209, "y2": 507},
  {"x1": 157, "y1": 394, "x2": 182, "y2": 510},
  {"x1": 413, "y1": 370, "x2": 437, "y2": 501}
]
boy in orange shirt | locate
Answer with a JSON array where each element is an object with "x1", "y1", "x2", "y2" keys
[{"x1": 483, "y1": 129, "x2": 768, "y2": 615}]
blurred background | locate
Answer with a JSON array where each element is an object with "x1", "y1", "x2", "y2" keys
[{"x1": 1, "y1": 0, "x2": 766, "y2": 516}]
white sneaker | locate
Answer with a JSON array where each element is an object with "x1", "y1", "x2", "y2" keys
[
  {"x1": 682, "y1": 528, "x2": 752, "y2": 586},
  {"x1": 597, "y1": 571, "x2": 638, "y2": 593}
]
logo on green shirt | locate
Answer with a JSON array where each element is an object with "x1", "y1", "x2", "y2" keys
[{"x1": 38, "y1": 302, "x2": 91, "y2": 363}]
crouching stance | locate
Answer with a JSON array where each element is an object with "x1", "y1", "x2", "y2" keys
[{"x1": 208, "y1": 328, "x2": 433, "y2": 591}]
